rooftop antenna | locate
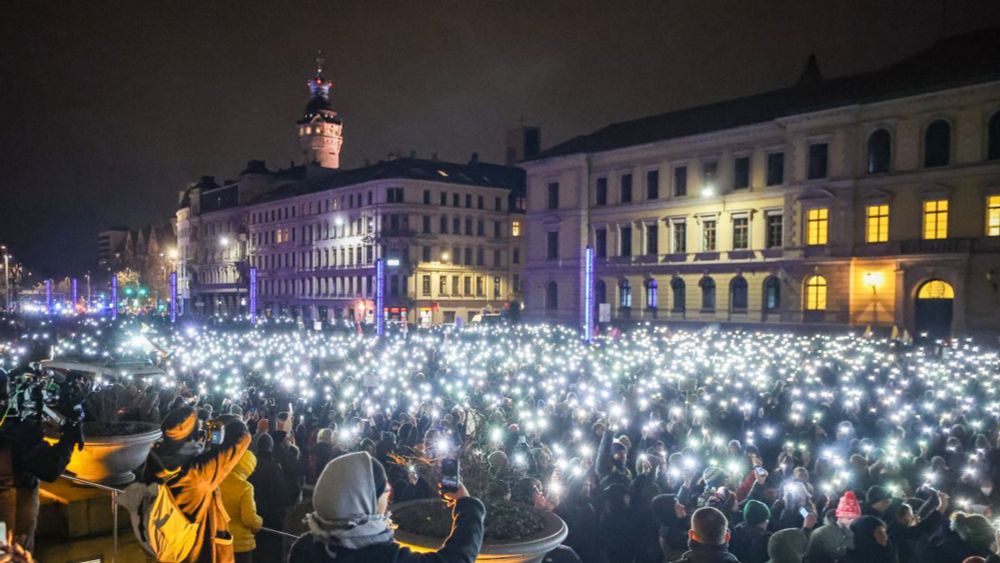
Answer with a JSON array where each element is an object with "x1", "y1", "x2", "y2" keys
[{"x1": 316, "y1": 50, "x2": 326, "y2": 77}]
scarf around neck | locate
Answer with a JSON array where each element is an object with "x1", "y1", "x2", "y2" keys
[{"x1": 305, "y1": 451, "x2": 394, "y2": 551}]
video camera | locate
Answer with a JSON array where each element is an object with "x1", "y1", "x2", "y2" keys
[{"x1": 0, "y1": 364, "x2": 90, "y2": 427}]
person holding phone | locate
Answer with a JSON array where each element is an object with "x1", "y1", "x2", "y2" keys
[{"x1": 290, "y1": 451, "x2": 486, "y2": 563}]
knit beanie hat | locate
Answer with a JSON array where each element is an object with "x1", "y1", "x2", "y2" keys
[
  {"x1": 836, "y1": 491, "x2": 862, "y2": 519},
  {"x1": 702, "y1": 466, "x2": 727, "y2": 489},
  {"x1": 866, "y1": 485, "x2": 891, "y2": 506},
  {"x1": 161, "y1": 406, "x2": 197, "y2": 443},
  {"x1": 951, "y1": 512, "x2": 996, "y2": 552},
  {"x1": 256, "y1": 432, "x2": 274, "y2": 453},
  {"x1": 317, "y1": 428, "x2": 335, "y2": 445},
  {"x1": 743, "y1": 499, "x2": 771, "y2": 526},
  {"x1": 768, "y1": 529, "x2": 808, "y2": 563}
]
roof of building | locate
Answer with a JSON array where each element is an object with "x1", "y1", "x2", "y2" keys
[
  {"x1": 250, "y1": 157, "x2": 526, "y2": 205},
  {"x1": 527, "y1": 25, "x2": 1000, "y2": 162}
]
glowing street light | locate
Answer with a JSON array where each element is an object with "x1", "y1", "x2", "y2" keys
[{"x1": 219, "y1": 237, "x2": 231, "y2": 247}]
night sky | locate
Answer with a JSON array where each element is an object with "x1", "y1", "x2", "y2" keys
[{"x1": 2, "y1": 1, "x2": 1000, "y2": 279}]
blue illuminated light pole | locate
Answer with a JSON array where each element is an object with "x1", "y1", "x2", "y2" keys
[
  {"x1": 45, "y1": 279, "x2": 53, "y2": 314},
  {"x1": 248, "y1": 267, "x2": 257, "y2": 325},
  {"x1": 375, "y1": 258, "x2": 385, "y2": 337},
  {"x1": 583, "y1": 246, "x2": 595, "y2": 342},
  {"x1": 71, "y1": 278, "x2": 78, "y2": 311},
  {"x1": 169, "y1": 271, "x2": 178, "y2": 323},
  {"x1": 111, "y1": 276, "x2": 118, "y2": 320}
]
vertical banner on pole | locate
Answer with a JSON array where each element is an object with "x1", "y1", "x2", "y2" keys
[
  {"x1": 71, "y1": 278, "x2": 78, "y2": 311},
  {"x1": 248, "y1": 267, "x2": 257, "y2": 325},
  {"x1": 583, "y1": 246, "x2": 595, "y2": 342},
  {"x1": 375, "y1": 258, "x2": 385, "y2": 337},
  {"x1": 45, "y1": 279, "x2": 53, "y2": 314},
  {"x1": 111, "y1": 275, "x2": 118, "y2": 320},
  {"x1": 169, "y1": 271, "x2": 178, "y2": 323}
]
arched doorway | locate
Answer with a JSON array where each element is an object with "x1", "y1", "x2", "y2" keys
[{"x1": 915, "y1": 280, "x2": 954, "y2": 341}]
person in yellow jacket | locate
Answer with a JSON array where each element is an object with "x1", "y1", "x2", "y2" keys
[{"x1": 221, "y1": 449, "x2": 264, "y2": 563}]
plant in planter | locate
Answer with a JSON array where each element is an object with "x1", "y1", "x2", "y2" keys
[{"x1": 390, "y1": 449, "x2": 567, "y2": 563}]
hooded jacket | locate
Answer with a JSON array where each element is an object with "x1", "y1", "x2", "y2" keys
[
  {"x1": 220, "y1": 449, "x2": 263, "y2": 553},
  {"x1": 669, "y1": 539, "x2": 742, "y2": 563}
]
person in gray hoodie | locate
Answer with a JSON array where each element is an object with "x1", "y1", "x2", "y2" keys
[{"x1": 768, "y1": 529, "x2": 809, "y2": 563}]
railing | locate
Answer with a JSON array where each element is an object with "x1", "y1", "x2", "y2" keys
[{"x1": 57, "y1": 473, "x2": 298, "y2": 563}]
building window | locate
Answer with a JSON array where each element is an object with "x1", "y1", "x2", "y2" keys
[
  {"x1": 620, "y1": 174, "x2": 633, "y2": 203},
  {"x1": 620, "y1": 226, "x2": 633, "y2": 257},
  {"x1": 766, "y1": 152, "x2": 784, "y2": 186},
  {"x1": 646, "y1": 170, "x2": 659, "y2": 200},
  {"x1": 672, "y1": 221, "x2": 687, "y2": 253},
  {"x1": 439, "y1": 216, "x2": 448, "y2": 234},
  {"x1": 423, "y1": 190, "x2": 431, "y2": 204},
  {"x1": 732, "y1": 216, "x2": 749, "y2": 250},
  {"x1": 987, "y1": 195, "x2": 1000, "y2": 237},
  {"x1": 464, "y1": 276, "x2": 472, "y2": 295},
  {"x1": 452, "y1": 276, "x2": 460, "y2": 296},
  {"x1": 513, "y1": 248, "x2": 520, "y2": 264},
  {"x1": 439, "y1": 275, "x2": 448, "y2": 295},
  {"x1": 766, "y1": 213, "x2": 783, "y2": 248},
  {"x1": 477, "y1": 196, "x2": 484, "y2": 209},
  {"x1": 476, "y1": 248, "x2": 484, "y2": 266},
  {"x1": 764, "y1": 277, "x2": 780, "y2": 312},
  {"x1": 702, "y1": 219, "x2": 717, "y2": 252},
  {"x1": 465, "y1": 218, "x2": 473, "y2": 236},
  {"x1": 866, "y1": 204, "x2": 889, "y2": 243},
  {"x1": 808, "y1": 143, "x2": 828, "y2": 180},
  {"x1": 734, "y1": 157, "x2": 750, "y2": 190},
  {"x1": 422, "y1": 246, "x2": 431, "y2": 262},
  {"x1": 547, "y1": 232, "x2": 559, "y2": 259},
  {"x1": 645, "y1": 279, "x2": 658, "y2": 310},
  {"x1": 596, "y1": 280, "x2": 607, "y2": 305},
  {"x1": 476, "y1": 276, "x2": 484, "y2": 296},
  {"x1": 674, "y1": 166, "x2": 688, "y2": 197},
  {"x1": 453, "y1": 193, "x2": 460, "y2": 207},
  {"x1": 595, "y1": 228, "x2": 607, "y2": 258},
  {"x1": 702, "y1": 161, "x2": 718, "y2": 190},
  {"x1": 731, "y1": 277, "x2": 748, "y2": 311},
  {"x1": 421, "y1": 275, "x2": 431, "y2": 296},
  {"x1": 390, "y1": 275, "x2": 400, "y2": 296},
  {"x1": 512, "y1": 274, "x2": 521, "y2": 293},
  {"x1": 465, "y1": 194, "x2": 472, "y2": 208},
  {"x1": 924, "y1": 120, "x2": 951, "y2": 167},
  {"x1": 476, "y1": 220, "x2": 484, "y2": 237},
  {"x1": 422, "y1": 216, "x2": 431, "y2": 234},
  {"x1": 512, "y1": 221, "x2": 521, "y2": 237},
  {"x1": 440, "y1": 192, "x2": 447, "y2": 206},
  {"x1": 805, "y1": 275, "x2": 827, "y2": 311},
  {"x1": 493, "y1": 276, "x2": 501, "y2": 298},
  {"x1": 989, "y1": 112, "x2": 1000, "y2": 161},
  {"x1": 547, "y1": 182, "x2": 560, "y2": 209},
  {"x1": 671, "y1": 278, "x2": 686, "y2": 312},
  {"x1": 595, "y1": 178, "x2": 608, "y2": 206},
  {"x1": 619, "y1": 279, "x2": 632, "y2": 309},
  {"x1": 545, "y1": 281, "x2": 558, "y2": 309},
  {"x1": 923, "y1": 199, "x2": 949, "y2": 240},
  {"x1": 645, "y1": 224, "x2": 658, "y2": 255},
  {"x1": 462, "y1": 247, "x2": 471, "y2": 265},
  {"x1": 453, "y1": 217, "x2": 461, "y2": 233},
  {"x1": 493, "y1": 249, "x2": 501, "y2": 266},
  {"x1": 700, "y1": 277, "x2": 716, "y2": 311},
  {"x1": 495, "y1": 196, "x2": 502, "y2": 210},
  {"x1": 867, "y1": 129, "x2": 891, "y2": 174},
  {"x1": 806, "y1": 208, "x2": 829, "y2": 246}
]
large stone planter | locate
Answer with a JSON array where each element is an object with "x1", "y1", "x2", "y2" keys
[
  {"x1": 65, "y1": 422, "x2": 162, "y2": 486},
  {"x1": 392, "y1": 499, "x2": 568, "y2": 563}
]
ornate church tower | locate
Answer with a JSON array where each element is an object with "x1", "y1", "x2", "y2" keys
[{"x1": 297, "y1": 56, "x2": 343, "y2": 168}]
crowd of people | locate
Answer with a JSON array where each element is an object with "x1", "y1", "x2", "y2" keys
[{"x1": 3, "y1": 319, "x2": 1000, "y2": 563}]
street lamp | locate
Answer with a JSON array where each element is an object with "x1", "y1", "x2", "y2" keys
[
  {"x1": 219, "y1": 237, "x2": 230, "y2": 247},
  {"x1": 700, "y1": 184, "x2": 716, "y2": 198},
  {"x1": 863, "y1": 271, "x2": 884, "y2": 326}
]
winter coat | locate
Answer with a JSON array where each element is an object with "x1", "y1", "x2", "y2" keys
[
  {"x1": 288, "y1": 496, "x2": 485, "y2": 563},
  {"x1": 145, "y1": 427, "x2": 252, "y2": 563},
  {"x1": 651, "y1": 494, "x2": 691, "y2": 557},
  {"x1": 248, "y1": 449, "x2": 288, "y2": 527},
  {"x1": 917, "y1": 525, "x2": 992, "y2": 563},
  {"x1": 887, "y1": 510, "x2": 942, "y2": 563},
  {"x1": 669, "y1": 540, "x2": 742, "y2": 563},
  {"x1": 554, "y1": 496, "x2": 601, "y2": 563},
  {"x1": 731, "y1": 522, "x2": 772, "y2": 563},
  {"x1": 219, "y1": 449, "x2": 263, "y2": 553}
]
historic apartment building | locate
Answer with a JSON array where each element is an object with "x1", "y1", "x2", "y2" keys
[
  {"x1": 175, "y1": 63, "x2": 527, "y2": 325},
  {"x1": 522, "y1": 27, "x2": 1000, "y2": 339}
]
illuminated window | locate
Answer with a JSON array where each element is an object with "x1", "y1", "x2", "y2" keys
[
  {"x1": 922, "y1": 199, "x2": 948, "y2": 240},
  {"x1": 987, "y1": 195, "x2": 1000, "y2": 237},
  {"x1": 804, "y1": 275, "x2": 827, "y2": 311},
  {"x1": 917, "y1": 280, "x2": 955, "y2": 299},
  {"x1": 806, "y1": 208, "x2": 828, "y2": 245},
  {"x1": 865, "y1": 204, "x2": 889, "y2": 243},
  {"x1": 511, "y1": 221, "x2": 521, "y2": 237}
]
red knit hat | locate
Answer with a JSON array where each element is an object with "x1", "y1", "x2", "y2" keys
[{"x1": 836, "y1": 491, "x2": 862, "y2": 519}]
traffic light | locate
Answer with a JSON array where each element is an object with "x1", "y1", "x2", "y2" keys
[
  {"x1": 124, "y1": 287, "x2": 134, "y2": 296},
  {"x1": 138, "y1": 287, "x2": 147, "y2": 296}
]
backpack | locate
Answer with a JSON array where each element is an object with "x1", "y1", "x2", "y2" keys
[{"x1": 117, "y1": 480, "x2": 199, "y2": 562}]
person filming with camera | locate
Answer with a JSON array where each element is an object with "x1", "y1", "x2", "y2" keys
[{"x1": 289, "y1": 451, "x2": 486, "y2": 563}]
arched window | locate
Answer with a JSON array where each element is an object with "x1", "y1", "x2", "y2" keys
[
  {"x1": 730, "y1": 277, "x2": 748, "y2": 311},
  {"x1": 671, "y1": 278, "x2": 686, "y2": 312},
  {"x1": 764, "y1": 277, "x2": 781, "y2": 312},
  {"x1": 867, "y1": 128, "x2": 891, "y2": 174},
  {"x1": 619, "y1": 280, "x2": 632, "y2": 309},
  {"x1": 917, "y1": 279, "x2": 955, "y2": 299},
  {"x1": 596, "y1": 280, "x2": 607, "y2": 305},
  {"x1": 700, "y1": 277, "x2": 716, "y2": 311},
  {"x1": 545, "y1": 281, "x2": 558, "y2": 310},
  {"x1": 645, "y1": 279, "x2": 658, "y2": 310},
  {"x1": 804, "y1": 275, "x2": 828, "y2": 311},
  {"x1": 924, "y1": 120, "x2": 951, "y2": 167},
  {"x1": 988, "y1": 112, "x2": 1000, "y2": 161}
]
